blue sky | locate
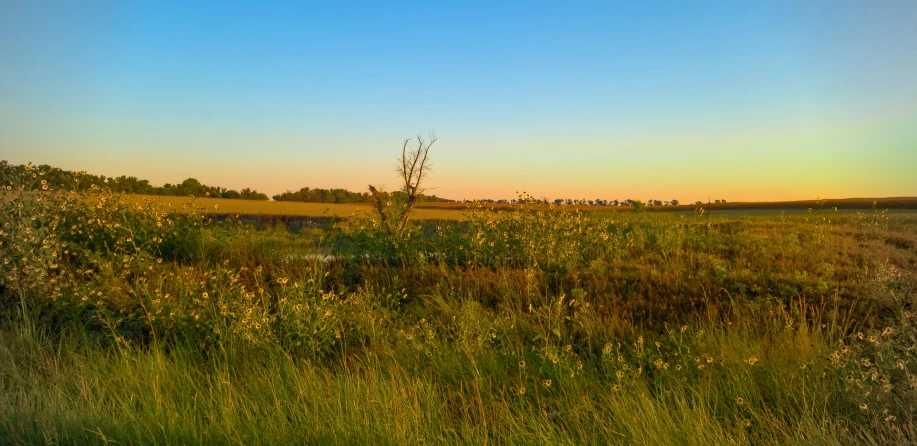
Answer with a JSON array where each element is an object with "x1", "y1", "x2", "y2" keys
[{"x1": 1, "y1": 0, "x2": 915, "y2": 201}]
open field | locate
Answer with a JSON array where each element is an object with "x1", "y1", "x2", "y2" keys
[
  {"x1": 120, "y1": 194, "x2": 469, "y2": 220},
  {"x1": 3, "y1": 174, "x2": 917, "y2": 444},
  {"x1": 420, "y1": 197, "x2": 917, "y2": 212},
  {"x1": 118, "y1": 194, "x2": 917, "y2": 221}
]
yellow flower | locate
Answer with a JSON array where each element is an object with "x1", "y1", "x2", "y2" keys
[{"x1": 736, "y1": 397, "x2": 744, "y2": 406}]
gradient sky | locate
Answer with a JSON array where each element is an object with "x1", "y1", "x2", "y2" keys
[{"x1": 2, "y1": 1, "x2": 916, "y2": 202}]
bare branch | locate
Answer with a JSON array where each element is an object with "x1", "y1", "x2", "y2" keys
[{"x1": 370, "y1": 133, "x2": 436, "y2": 237}]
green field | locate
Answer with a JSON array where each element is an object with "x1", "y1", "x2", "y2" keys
[{"x1": 3, "y1": 174, "x2": 917, "y2": 444}]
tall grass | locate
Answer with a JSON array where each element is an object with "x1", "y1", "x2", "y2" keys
[{"x1": 2, "y1": 164, "x2": 916, "y2": 444}]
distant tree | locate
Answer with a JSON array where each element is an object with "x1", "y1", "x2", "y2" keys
[
  {"x1": 554, "y1": 199, "x2": 564, "y2": 205},
  {"x1": 671, "y1": 199, "x2": 679, "y2": 206},
  {"x1": 630, "y1": 199, "x2": 646, "y2": 212},
  {"x1": 695, "y1": 201, "x2": 703, "y2": 206},
  {"x1": 715, "y1": 199, "x2": 721, "y2": 204},
  {"x1": 239, "y1": 188, "x2": 268, "y2": 200}
]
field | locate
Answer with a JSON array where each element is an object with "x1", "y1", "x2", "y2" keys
[
  {"x1": 121, "y1": 194, "x2": 917, "y2": 220},
  {"x1": 122, "y1": 194, "x2": 468, "y2": 220},
  {"x1": 420, "y1": 197, "x2": 917, "y2": 212},
  {"x1": 2, "y1": 171, "x2": 917, "y2": 444}
]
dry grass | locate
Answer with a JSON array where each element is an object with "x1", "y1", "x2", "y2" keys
[{"x1": 123, "y1": 194, "x2": 468, "y2": 220}]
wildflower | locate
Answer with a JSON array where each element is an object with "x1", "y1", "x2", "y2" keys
[
  {"x1": 736, "y1": 397, "x2": 744, "y2": 406},
  {"x1": 861, "y1": 359, "x2": 872, "y2": 367},
  {"x1": 518, "y1": 386, "x2": 526, "y2": 395},
  {"x1": 202, "y1": 292, "x2": 209, "y2": 299},
  {"x1": 519, "y1": 360, "x2": 527, "y2": 369},
  {"x1": 707, "y1": 357, "x2": 713, "y2": 363},
  {"x1": 542, "y1": 379, "x2": 552, "y2": 388},
  {"x1": 747, "y1": 357, "x2": 758, "y2": 366},
  {"x1": 860, "y1": 403, "x2": 868, "y2": 411}
]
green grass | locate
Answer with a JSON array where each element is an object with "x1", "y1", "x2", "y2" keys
[{"x1": 2, "y1": 176, "x2": 917, "y2": 444}]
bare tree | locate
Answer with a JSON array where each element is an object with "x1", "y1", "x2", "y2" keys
[{"x1": 368, "y1": 134, "x2": 436, "y2": 237}]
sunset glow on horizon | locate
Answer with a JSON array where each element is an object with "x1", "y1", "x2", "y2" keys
[{"x1": 2, "y1": 1, "x2": 915, "y2": 203}]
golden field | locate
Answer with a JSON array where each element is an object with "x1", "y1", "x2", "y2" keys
[{"x1": 122, "y1": 194, "x2": 469, "y2": 220}]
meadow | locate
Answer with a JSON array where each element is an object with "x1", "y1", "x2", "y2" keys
[
  {"x1": 2, "y1": 163, "x2": 917, "y2": 445},
  {"x1": 121, "y1": 194, "x2": 469, "y2": 220}
]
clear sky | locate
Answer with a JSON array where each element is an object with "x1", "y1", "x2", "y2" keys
[{"x1": 2, "y1": 0, "x2": 915, "y2": 202}]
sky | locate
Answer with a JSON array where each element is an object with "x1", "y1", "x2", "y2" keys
[{"x1": 1, "y1": 0, "x2": 916, "y2": 202}]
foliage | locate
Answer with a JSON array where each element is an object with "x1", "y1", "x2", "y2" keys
[
  {"x1": 2, "y1": 168, "x2": 917, "y2": 443},
  {"x1": 273, "y1": 186, "x2": 453, "y2": 204},
  {"x1": 0, "y1": 160, "x2": 269, "y2": 200}
]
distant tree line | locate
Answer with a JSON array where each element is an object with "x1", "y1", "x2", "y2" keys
[
  {"x1": 457, "y1": 198, "x2": 705, "y2": 207},
  {"x1": 540, "y1": 198, "x2": 685, "y2": 207},
  {"x1": 0, "y1": 162, "x2": 269, "y2": 200},
  {"x1": 272, "y1": 186, "x2": 454, "y2": 204}
]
